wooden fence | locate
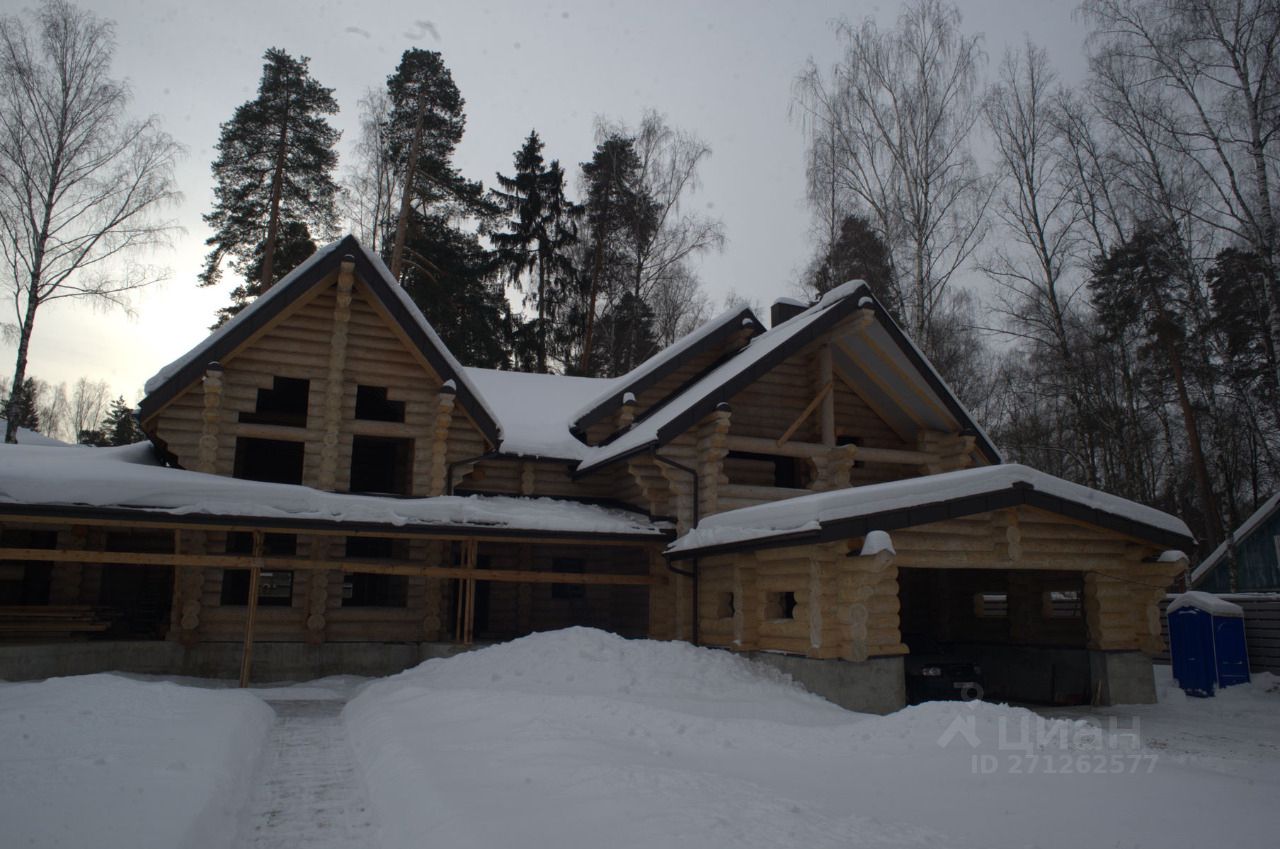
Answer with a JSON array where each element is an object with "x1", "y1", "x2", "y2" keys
[{"x1": 1156, "y1": 593, "x2": 1280, "y2": 674}]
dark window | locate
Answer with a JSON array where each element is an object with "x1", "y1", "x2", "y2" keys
[
  {"x1": 1044, "y1": 590, "x2": 1083, "y2": 619},
  {"x1": 551, "y1": 557, "x2": 585, "y2": 600},
  {"x1": 342, "y1": 574, "x2": 408, "y2": 607},
  {"x1": 240, "y1": 376, "x2": 310, "y2": 427},
  {"x1": 345, "y1": 536, "x2": 400, "y2": 559},
  {"x1": 765, "y1": 591, "x2": 797, "y2": 620},
  {"x1": 355, "y1": 385, "x2": 406, "y2": 423},
  {"x1": 0, "y1": 529, "x2": 55, "y2": 605},
  {"x1": 233, "y1": 437, "x2": 305, "y2": 484},
  {"x1": 220, "y1": 569, "x2": 294, "y2": 607},
  {"x1": 342, "y1": 537, "x2": 409, "y2": 607},
  {"x1": 349, "y1": 436, "x2": 412, "y2": 495},
  {"x1": 975, "y1": 592, "x2": 1009, "y2": 619},
  {"x1": 225, "y1": 532, "x2": 297, "y2": 556},
  {"x1": 715, "y1": 591, "x2": 735, "y2": 619},
  {"x1": 726, "y1": 450, "x2": 809, "y2": 489},
  {"x1": 837, "y1": 435, "x2": 865, "y2": 469}
]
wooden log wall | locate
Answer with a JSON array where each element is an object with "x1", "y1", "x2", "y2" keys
[
  {"x1": 143, "y1": 267, "x2": 491, "y2": 499},
  {"x1": 693, "y1": 507, "x2": 1180, "y2": 662}
]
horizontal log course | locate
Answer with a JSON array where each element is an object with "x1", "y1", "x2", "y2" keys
[{"x1": 0, "y1": 547, "x2": 658, "y2": 585}]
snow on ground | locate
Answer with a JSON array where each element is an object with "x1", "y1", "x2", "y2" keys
[
  {"x1": 345, "y1": 628, "x2": 1278, "y2": 849},
  {"x1": 0, "y1": 673, "x2": 273, "y2": 849}
]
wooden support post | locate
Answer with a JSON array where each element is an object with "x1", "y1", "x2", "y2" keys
[
  {"x1": 197, "y1": 363, "x2": 224, "y2": 474},
  {"x1": 818, "y1": 346, "x2": 835, "y2": 447},
  {"x1": 317, "y1": 260, "x2": 355, "y2": 491},
  {"x1": 238, "y1": 531, "x2": 264, "y2": 688}
]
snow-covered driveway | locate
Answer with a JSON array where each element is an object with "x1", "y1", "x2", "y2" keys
[{"x1": 2, "y1": 630, "x2": 1277, "y2": 849}]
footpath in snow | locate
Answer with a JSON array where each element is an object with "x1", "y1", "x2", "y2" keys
[{"x1": 234, "y1": 696, "x2": 378, "y2": 849}]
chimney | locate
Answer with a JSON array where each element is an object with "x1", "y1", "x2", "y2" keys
[{"x1": 770, "y1": 298, "x2": 807, "y2": 328}]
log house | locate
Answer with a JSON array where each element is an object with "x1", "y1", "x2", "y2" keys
[{"x1": 0, "y1": 236, "x2": 1194, "y2": 710}]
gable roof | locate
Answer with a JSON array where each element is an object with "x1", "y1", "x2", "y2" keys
[
  {"x1": 569, "y1": 306, "x2": 760, "y2": 432},
  {"x1": 668, "y1": 463, "x2": 1195, "y2": 559},
  {"x1": 1190, "y1": 491, "x2": 1280, "y2": 586},
  {"x1": 574, "y1": 282, "x2": 1002, "y2": 475},
  {"x1": 138, "y1": 235, "x2": 502, "y2": 446}
]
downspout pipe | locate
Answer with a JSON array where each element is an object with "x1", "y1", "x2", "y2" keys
[{"x1": 652, "y1": 450, "x2": 700, "y2": 646}]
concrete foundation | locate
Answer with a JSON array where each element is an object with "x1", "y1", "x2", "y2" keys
[
  {"x1": 1089, "y1": 650, "x2": 1157, "y2": 705},
  {"x1": 745, "y1": 651, "x2": 906, "y2": 714},
  {"x1": 0, "y1": 640, "x2": 477, "y2": 684}
]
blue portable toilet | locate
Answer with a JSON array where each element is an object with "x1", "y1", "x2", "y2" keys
[{"x1": 1167, "y1": 592, "x2": 1250, "y2": 696}]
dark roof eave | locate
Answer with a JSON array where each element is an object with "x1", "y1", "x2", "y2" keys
[
  {"x1": 0, "y1": 502, "x2": 673, "y2": 544},
  {"x1": 571, "y1": 307, "x2": 761, "y2": 432},
  {"x1": 667, "y1": 485, "x2": 1195, "y2": 561}
]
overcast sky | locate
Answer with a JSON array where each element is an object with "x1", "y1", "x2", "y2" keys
[{"x1": 4, "y1": 0, "x2": 1092, "y2": 404}]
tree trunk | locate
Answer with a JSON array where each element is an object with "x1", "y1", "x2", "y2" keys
[
  {"x1": 389, "y1": 88, "x2": 428, "y2": 281},
  {"x1": 578, "y1": 233, "x2": 606, "y2": 375},
  {"x1": 258, "y1": 102, "x2": 291, "y2": 291},
  {"x1": 4, "y1": 291, "x2": 39, "y2": 444},
  {"x1": 1161, "y1": 329, "x2": 1224, "y2": 548},
  {"x1": 537, "y1": 250, "x2": 547, "y2": 373}
]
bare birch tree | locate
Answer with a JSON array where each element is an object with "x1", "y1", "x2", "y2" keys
[
  {"x1": 795, "y1": 0, "x2": 991, "y2": 347},
  {"x1": 342, "y1": 89, "x2": 400, "y2": 251},
  {"x1": 69, "y1": 375, "x2": 109, "y2": 439},
  {"x1": 0, "y1": 0, "x2": 180, "y2": 442}
]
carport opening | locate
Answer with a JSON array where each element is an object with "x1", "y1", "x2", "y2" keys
[{"x1": 898, "y1": 567, "x2": 1090, "y2": 706}]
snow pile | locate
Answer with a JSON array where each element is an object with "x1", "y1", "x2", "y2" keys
[
  {"x1": 0, "y1": 443, "x2": 666, "y2": 537},
  {"x1": 0, "y1": 417, "x2": 72, "y2": 447},
  {"x1": 345, "y1": 628, "x2": 1277, "y2": 849},
  {"x1": 0, "y1": 674, "x2": 273, "y2": 849}
]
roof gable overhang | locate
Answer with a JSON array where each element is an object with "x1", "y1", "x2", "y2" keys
[
  {"x1": 137, "y1": 235, "x2": 501, "y2": 446},
  {"x1": 570, "y1": 306, "x2": 761, "y2": 434},
  {"x1": 668, "y1": 465, "x2": 1195, "y2": 561},
  {"x1": 574, "y1": 284, "x2": 1001, "y2": 476}
]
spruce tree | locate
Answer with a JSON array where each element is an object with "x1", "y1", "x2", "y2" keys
[
  {"x1": 1, "y1": 377, "x2": 39, "y2": 432},
  {"x1": 200, "y1": 48, "x2": 339, "y2": 321},
  {"x1": 491, "y1": 131, "x2": 580, "y2": 372},
  {"x1": 102, "y1": 396, "x2": 142, "y2": 445}
]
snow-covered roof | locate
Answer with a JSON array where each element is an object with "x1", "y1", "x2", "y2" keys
[
  {"x1": 668, "y1": 463, "x2": 1194, "y2": 557},
  {"x1": 1190, "y1": 491, "x2": 1280, "y2": 586},
  {"x1": 0, "y1": 443, "x2": 668, "y2": 540},
  {"x1": 568, "y1": 305, "x2": 759, "y2": 430},
  {"x1": 138, "y1": 235, "x2": 502, "y2": 445},
  {"x1": 462, "y1": 367, "x2": 614, "y2": 461},
  {"x1": 1167, "y1": 591, "x2": 1245, "y2": 617}
]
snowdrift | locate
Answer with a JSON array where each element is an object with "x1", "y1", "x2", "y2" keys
[
  {"x1": 345, "y1": 628, "x2": 1278, "y2": 849},
  {"x1": 0, "y1": 674, "x2": 273, "y2": 849}
]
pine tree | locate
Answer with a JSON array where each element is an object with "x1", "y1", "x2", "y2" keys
[
  {"x1": 200, "y1": 48, "x2": 339, "y2": 319},
  {"x1": 384, "y1": 49, "x2": 488, "y2": 277},
  {"x1": 376, "y1": 49, "x2": 509, "y2": 368},
  {"x1": 491, "y1": 131, "x2": 581, "y2": 372},
  {"x1": 1089, "y1": 224, "x2": 1223, "y2": 545}
]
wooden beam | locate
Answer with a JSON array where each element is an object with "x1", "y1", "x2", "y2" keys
[
  {"x1": 0, "y1": 546, "x2": 657, "y2": 585},
  {"x1": 238, "y1": 531, "x2": 264, "y2": 688},
  {"x1": 0, "y1": 512, "x2": 661, "y2": 547},
  {"x1": 853, "y1": 325, "x2": 956, "y2": 425},
  {"x1": 778, "y1": 381, "x2": 832, "y2": 446},
  {"x1": 833, "y1": 337, "x2": 928, "y2": 432}
]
